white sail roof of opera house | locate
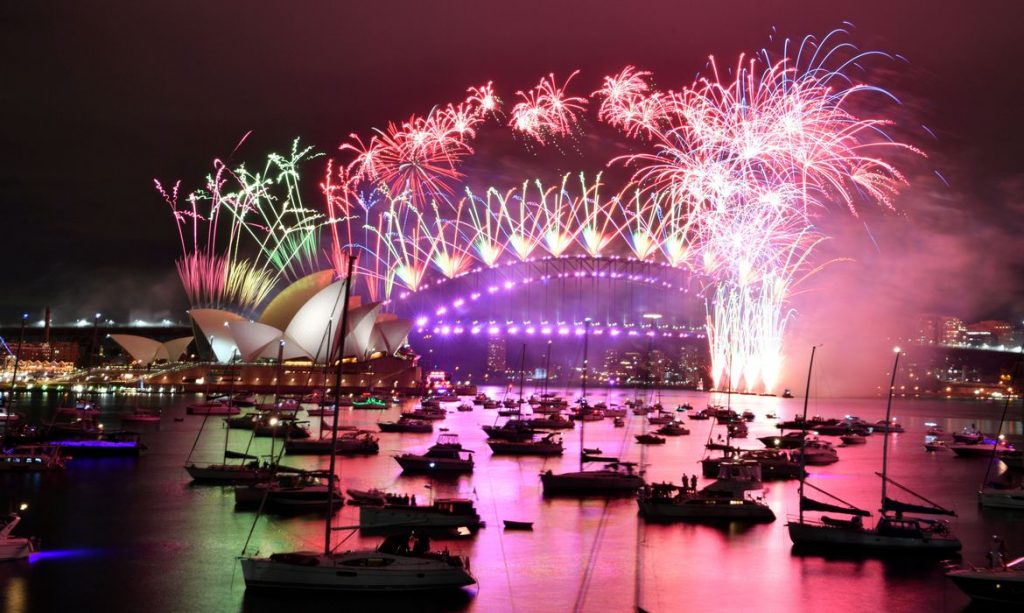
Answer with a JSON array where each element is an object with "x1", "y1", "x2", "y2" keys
[
  {"x1": 186, "y1": 273, "x2": 413, "y2": 364},
  {"x1": 189, "y1": 308, "x2": 246, "y2": 363},
  {"x1": 110, "y1": 334, "x2": 194, "y2": 366}
]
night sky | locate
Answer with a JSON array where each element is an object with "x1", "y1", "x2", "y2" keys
[{"x1": 3, "y1": 0, "x2": 1023, "y2": 324}]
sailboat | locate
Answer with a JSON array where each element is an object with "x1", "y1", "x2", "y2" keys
[
  {"x1": 541, "y1": 320, "x2": 645, "y2": 497},
  {"x1": 240, "y1": 255, "x2": 476, "y2": 592},
  {"x1": 977, "y1": 383, "x2": 1024, "y2": 510},
  {"x1": 788, "y1": 347, "x2": 961, "y2": 553}
]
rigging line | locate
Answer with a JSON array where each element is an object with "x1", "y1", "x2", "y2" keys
[{"x1": 573, "y1": 498, "x2": 613, "y2": 613}]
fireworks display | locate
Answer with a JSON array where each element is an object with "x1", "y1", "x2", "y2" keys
[{"x1": 160, "y1": 29, "x2": 913, "y2": 392}]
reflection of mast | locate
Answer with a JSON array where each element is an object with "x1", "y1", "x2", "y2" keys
[
  {"x1": 542, "y1": 340, "x2": 552, "y2": 395},
  {"x1": 579, "y1": 319, "x2": 591, "y2": 473},
  {"x1": 879, "y1": 349, "x2": 901, "y2": 513},
  {"x1": 517, "y1": 343, "x2": 526, "y2": 403}
]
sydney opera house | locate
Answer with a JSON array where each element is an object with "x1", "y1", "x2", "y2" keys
[{"x1": 108, "y1": 271, "x2": 420, "y2": 393}]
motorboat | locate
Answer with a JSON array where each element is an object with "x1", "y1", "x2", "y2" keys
[
  {"x1": 523, "y1": 414, "x2": 574, "y2": 430},
  {"x1": 304, "y1": 406, "x2": 336, "y2": 417},
  {"x1": 45, "y1": 431, "x2": 143, "y2": 457},
  {"x1": 873, "y1": 419, "x2": 905, "y2": 433},
  {"x1": 346, "y1": 488, "x2": 404, "y2": 506},
  {"x1": 742, "y1": 411, "x2": 755, "y2": 422},
  {"x1": 487, "y1": 432, "x2": 563, "y2": 456},
  {"x1": 924, "y1": 440, "x2": 948, "y2": 452},
  {"x1": 472, "y1": 394, "x2": 489, "y2": 405},
  {"x1": 637, "y1": 482, "x2": 775, "y2": 523},
  {"x1": 947, "y1": 553, "x2": 1024, "y2": 605},
  {"x1": 791, "y1": 439, "x2": 839, "y2": 465},
  {"x1": 758, "y1": 432, "x2": 808, "y2": 449},
  {"x1": 497, "y1": 407, "x2": 522, "y2": 417},
  {"x1": 541, "y1": 462, "x2": 645, "y2": 497},
  {"x1": 647, "y1": 412, "x2": 675, "y2": 426},
  {"x1": 377, "y1": 416, "x2": 433, "y2": 433},
  {"x1": 840, "y1": 433, "x2": 867, "y2": 445},
  {"x1": 953, "y1": 426, "x2": 985, "y2": 444},
  {"x1": 242, "y1": 532, "x2": 476, "y2": 592},
  {"x1": 635, "y1": 433, "x2": 666, "y2": 445},
  {"x1": 603, "y1": 406, "x2": 627, "y2": 418},
  {"x1": 503, "y1": 520, "x2": 533, "y2": 531},
  {"x1": 456, "y1": 403, "x2": 474, "y2": 412},
  {"x1": 613, "y1": 417, "x2": 625, "y2": 428},
  {"x1": 285, "y1": 430, "x2": 379, "y2": 455},
  {"x1": 402, "y1": 406, "x2": 447, "y2": 421},
  {"x1": 358, "y1": 498, "x2": 483, "y2": 534},
  {"x1": 235, "y1": 472, "x2": 344, "y2": 513},
  {"x1": 394, "y1": 434, "x2": 474, "y2": 474},
  {"x1": 950, "y1": 440, "x2": 1017, "y2": 458},
  {"x1": 687, "y1": 408, "x2": 712, "y2": 420},
  {"x1": 0, "y1": 444, "x2": 66, "y2": 472},
  {"x1": 186, "y1": 400, "x2": 240, "y2": 415},
  {"x1": 482, "y1": 420, "x2": 535, "y2": 441},
  {"x1": 702, "y1": 449, "x2": 805, "y2": 480},
  {"x1": 231, "y1": 393, "x2": 258, "y2": 408},
  {"x1": 656, "y1": 422, "x2": 690, "y2": 436},
  {"x1": 0, "y1": 513, "x2": 36, "y2": 561}
]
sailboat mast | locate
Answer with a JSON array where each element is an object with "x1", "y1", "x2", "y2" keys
[
  {"x1": 543, "y1": 341, "x2": 552, "y2": 395},
  {"x1": 580, "y1": 319, "x2": 591, "y2": 473},
  {"x1": 880, "y1": 349, "x2": 901, "y2": 512},
  {"x1": 518, "y1": 343, "x2": 526, "y2": 403},
  {"x1": 798, "y1": 345, "x2": 817, "y2": 524},
  {"x1": 324, "y1": 254, "x2": 357, "y2": 556}
]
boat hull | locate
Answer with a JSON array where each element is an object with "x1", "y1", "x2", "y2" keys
[
  {"x1": 358, "y1": 506, "x2": 482, "y2": 532},
  {"x1": 540, "y1": 471, "x2": 645, "y2": 497},
  {"x1": 947, "y1": 569, "x2": 1024, "y2": 605},
  {"x1": 787, "y1": 522, "x2": 962, "y2": 553},
  {"x1": 638, "y1": 500, "x2": 775, "y2": 523},
  {"x1": 0, "y1": 539, "x2": 33, "y2": 561},
  {"x1": 185, "y1": 464, "x2": 272, "y2": 483},
  {"x1": 395, "y1": 457, "x2": 473, "y2": 474},
  {"x1": 978, "y1": 490, "x2": 1024, "y2": 510},
  {"x1": 241, "y1": 554, "x2": 475, "y2": 592},
  {"x1": 486, "y1": 442, "x2": 562, "y2": 456}
]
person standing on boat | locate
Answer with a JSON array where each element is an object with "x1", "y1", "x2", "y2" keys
[
  {"x1": 690, "y1": 475, "x2": 697, "y2": 491},
  {"x1": 681, "y1": 473, "x2": 688, "y2": 491},
  {"x1": 988, "y1": 535, "x2": 1007, "y2": 569}
]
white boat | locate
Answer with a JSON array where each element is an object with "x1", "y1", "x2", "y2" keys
[
  {"x1": 394, "y1": 434, "x2": 473, "y2": 474},
  {"x1": 242, "y1": 533, "x2": 475, "y2": 592},
  {"x1": 122, "y1": 408, "x2": 162, "y2": 423},
  {"x1": 840, "y1": 433, "x2": 867, "y2": 445},
  {"x1": 792, "y1": 439, "x2": 839, "y2": 465},
  {"x1": 0, "y1": 409, "x2": 21, "y2": 423},
  {"x1": 947, "y1": 554, "x2": 1024, "y2": 605},
  {"x1": 0, "y1": 513, "x2": 35, "y2": 561}
]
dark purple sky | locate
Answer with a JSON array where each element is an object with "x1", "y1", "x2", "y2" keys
[{"x1": 3, "y1": 0, "x2": 1022, "y2": 323}]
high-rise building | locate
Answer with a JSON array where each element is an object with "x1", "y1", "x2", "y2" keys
[{"x1": 485, "y1": 335, "x2": 507, "y2": 374}]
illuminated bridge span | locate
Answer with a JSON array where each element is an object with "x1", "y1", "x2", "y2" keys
[{"x1": 384, "y1": 255, "x2": 706, "y2": 335}]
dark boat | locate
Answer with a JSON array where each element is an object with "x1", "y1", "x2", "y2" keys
[
  {"x1": 758, "y1": 432, "x2": 808, "y2": 449},
  {"x1": 947, "y1": 554, "x2": 1024, "y2": 605},
  {"x1": 503, "y1": 520, "x2": 533, "y2": 531},
  {"x1": 378, "y1": 416, "x2": 433, "y2": 433},
  {"x1": 635, "y1": 433, "x2": 666, "y2": 445},
  {"x1": 487, "y1": 432, "x2": 563, "y2": 456},
  {"x1": 482, "y1": 420, "x2": 535, "y2": 441}
]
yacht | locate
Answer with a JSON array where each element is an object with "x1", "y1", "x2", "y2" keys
[
  {"x1": 637, "y1": 482, "x2": 774, "y2": 523},
  {"x1": 0, "y1": 513, "x2": 36, "y2": 561},
  {"x1": 402, "y1": 406, "x2": 447, "y2": 421},
  {"x1": 235, "y1": 472, "x2": 344, "y2": 513},
  {"x1": 482, "y1": 420, "x2": 535, "y2": 441},
  {"x1": 242, "y1": 532, "x2": 476, "y2": 592},
  {"x1": 635, "y1": 433, "x2": 666, "y2": 445},
  {"x1": 758, "y1": 432, "x2": 808, "y2": 449},
  {"x1": 656, "y1": 422, "x2": 690, "y2": 436},
  {"x1": 394, "y1": 434, "x2": 474, "y2": 474},
  {"x1": 791, "y1": 439, "x2": 839, "y2": 465},
  {"x1": 487, "y1": 432, "x2": 563, "y2": 456},
  {"x1": 353, "y1": 396, "x2": 388, "y2": 410},
  {"x1": 947, "y1": 553, "x2": 1024, "y2": 605},
  {"x1": 524, "y1": 414, "x2": 574, "y2": 430},
  {"x1": 950, "y1": 440, "x2": 1017, "y2": 458},
  {"x1": 377, "y1": 416, "x2": 433, "y2": 433},
  {"x1": 285, "y1": 430, "x2": 379, "y2": 455},
  {"x1": 358, "y1": 498, "x2": 483, "y2": 534},
  {"x1": 542, "y1": 462, "x2": 645, "y2": 496},
  {"x1": 0, "y1": 444, "x2": 66, "y2": 472}
]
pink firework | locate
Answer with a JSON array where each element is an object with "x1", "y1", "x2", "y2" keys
[{"x1": 510, "y1": 71, "x2": 587, "y2": 143}]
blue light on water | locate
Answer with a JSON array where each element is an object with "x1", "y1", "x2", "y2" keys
[{"x1": 28, "y1": 548, "x2": 98, "y2": 563}]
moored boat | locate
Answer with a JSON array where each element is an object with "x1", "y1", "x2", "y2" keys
[
  {"x1": 394, "y1": 434, "x2": 474, "y2": 474},
  {"x1": 486, "y1": 432, "x2": 563, "y2": 456},
  {"x1": 0, "y1": 513, "x2": 36, "y2": 561}
]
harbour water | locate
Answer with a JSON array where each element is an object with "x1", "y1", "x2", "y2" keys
[{"x1": 1, "y1": 388, "x2": 1021, "y2": 612}]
